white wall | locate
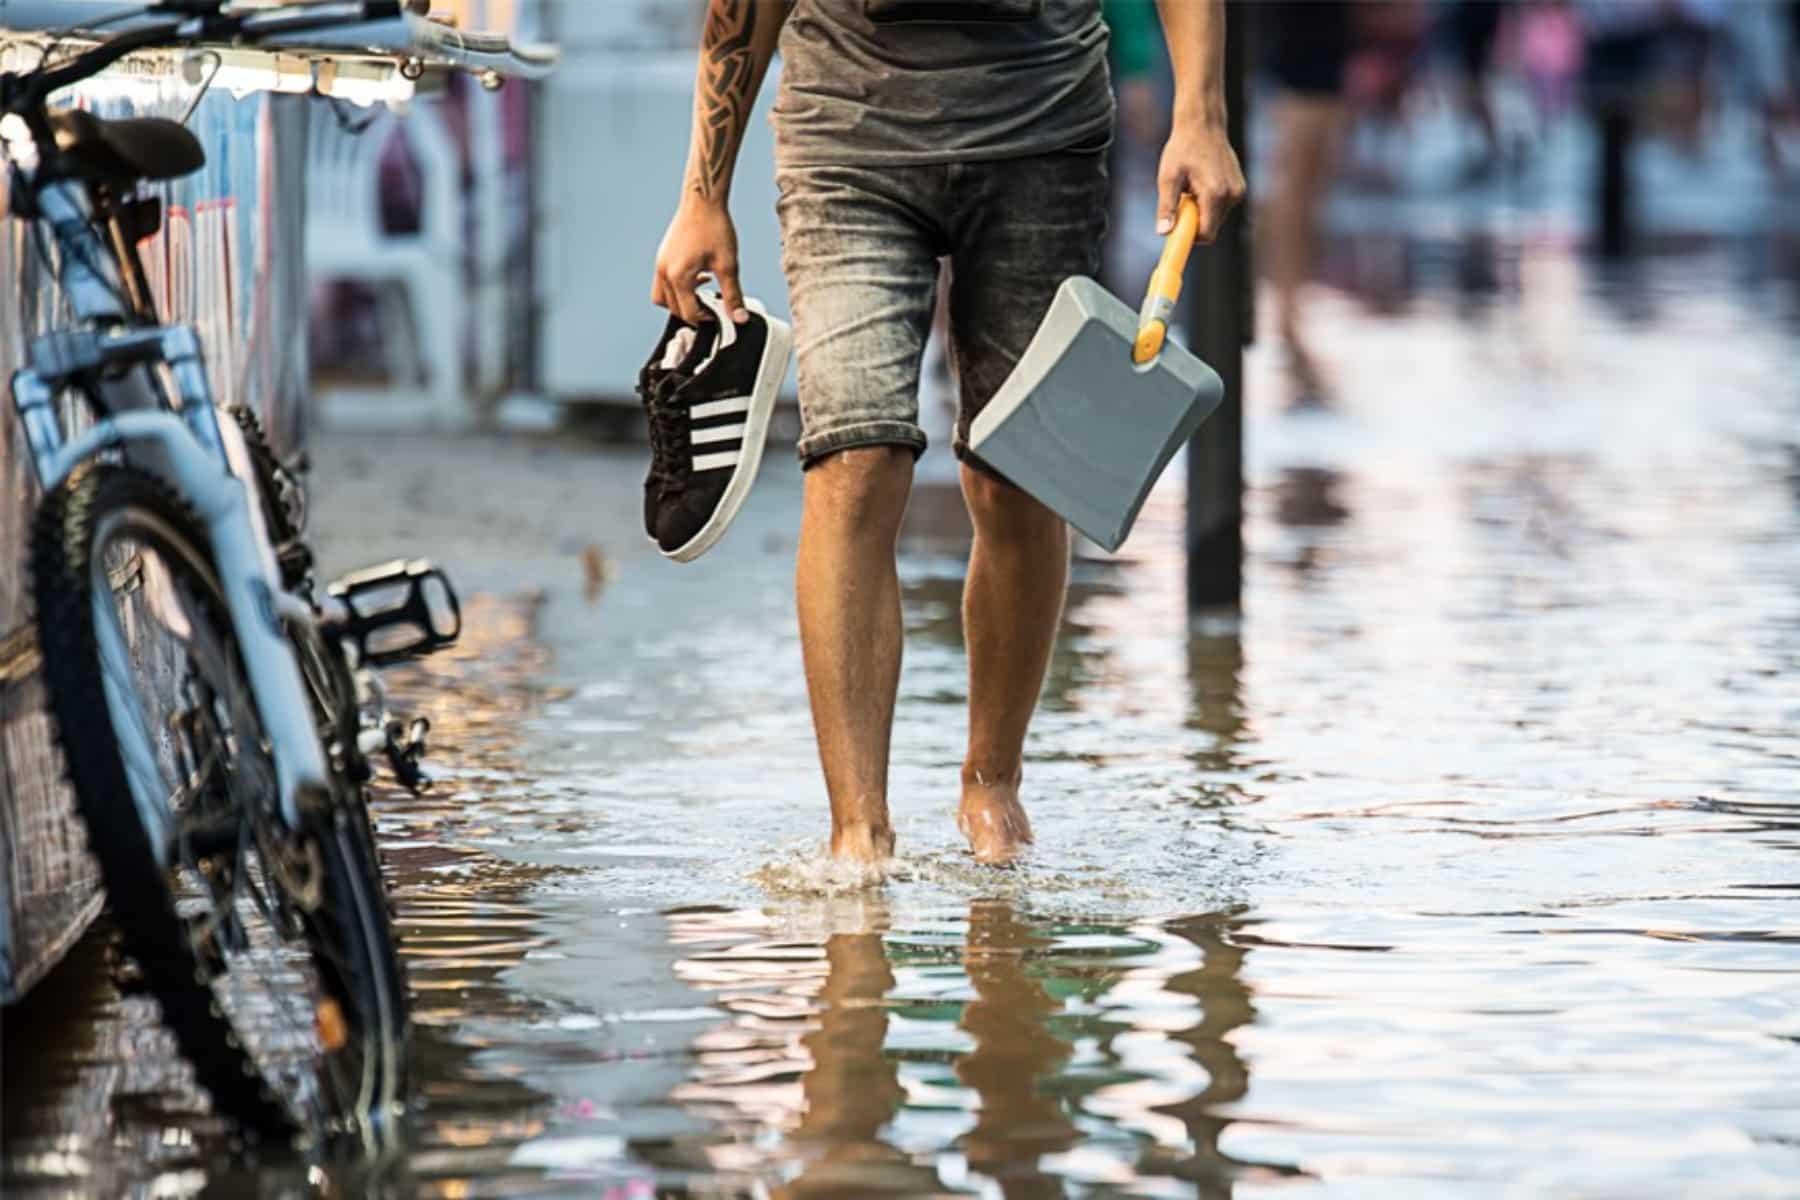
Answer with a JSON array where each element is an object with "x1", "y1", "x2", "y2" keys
[{"x1": 534, "y1": 2, "x2": 791, "y2": 404}]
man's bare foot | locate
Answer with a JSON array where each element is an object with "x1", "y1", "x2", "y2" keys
[
  {"x1": 830, "y1": 822, "x2": 895, "y2": 863},
  {"x1": 958, "y1": 775, "x2": 1033, "y2": 866}
]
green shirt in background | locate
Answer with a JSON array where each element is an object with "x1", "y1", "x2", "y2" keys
[{"x1": 1101, "y1": 0, "x2": 1161, "y2": 81}]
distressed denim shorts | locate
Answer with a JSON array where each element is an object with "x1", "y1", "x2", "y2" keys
[{"x1": 774, "y1": 149, "x2": 1108, "y2": 471}]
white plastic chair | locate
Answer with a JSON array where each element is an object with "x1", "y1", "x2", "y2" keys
[{"x1": 306, "y1": 100, "x2": 470, "y2": 428}]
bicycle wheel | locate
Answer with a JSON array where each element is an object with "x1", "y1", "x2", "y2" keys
[
  {"x1": 232, "y1": 406, "x2": 412, "y2": 1106},
  {"x1": 31, "y1": 465, "x2": 407, "y2": 1146}
]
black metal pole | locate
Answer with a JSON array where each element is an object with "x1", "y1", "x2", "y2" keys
[
  {"x1": 1596, "y1": 101, "x2": 1634, "y2": 258},
  {"x1": 1184, "y1": 0, "x2": 1250, "y2": 612}
]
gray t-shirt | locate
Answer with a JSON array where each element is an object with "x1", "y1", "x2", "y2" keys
[{"x1": 771, "y1": 0, "x2": 1114, "y2": 167}]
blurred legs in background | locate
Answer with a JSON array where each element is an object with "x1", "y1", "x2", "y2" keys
[
  {"x1": 1261, "y1": 93, "x2": 1344, "y2": 408},
  {"x1": 1450, "y1": 0, "x2": 1506, "y2": 183},
  {"x1": 1258, "y1": 3, "x2": 1350, "y2": 408}
]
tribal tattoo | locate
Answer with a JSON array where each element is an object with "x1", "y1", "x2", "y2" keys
[{"x1": 693, "y1": 0, "x2": 762, "y2": 201}]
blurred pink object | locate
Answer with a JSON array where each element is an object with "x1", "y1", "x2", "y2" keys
[{"x1": 1519, "y1": 3, "x2": 1585, "y2": 117}]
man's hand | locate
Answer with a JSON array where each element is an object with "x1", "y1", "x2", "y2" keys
[
  {"x1": 653, "y1": 0, "x2": 788, "y2": 326},
  {"x1": 652, "y1": 197, "x2": 748, "y2": 326},
  {"x1": 1156, "y1": 117, "x2": 1245, "y2": 244}
]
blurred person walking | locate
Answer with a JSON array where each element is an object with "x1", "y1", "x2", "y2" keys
[
  {"x1": 1257, "y1": 1, "x2": 1351, "y2": 405},
  {"x1": 1448, "y1": 0, "x2": 1507, "y2": 183},
  {"x1": 650, "y1": 0, "x2": 1244, "y2": 865},
  {"x1": 1516, "y1": 1, "x2": 1585, "y2": 125},
  {"x1": 1578, "y1": 0, "x2": 1662, "y2": 255}
]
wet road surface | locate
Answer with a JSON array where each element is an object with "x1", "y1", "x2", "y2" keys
[{"x1": 5, "y1": 235, "x2": 1800, "y2": 1197}]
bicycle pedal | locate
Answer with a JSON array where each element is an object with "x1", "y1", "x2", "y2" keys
[{"x1": 325, "y1": 559, "x2": 462, "y2": 667}]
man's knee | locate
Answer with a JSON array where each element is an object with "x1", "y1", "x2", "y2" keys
[
  {"x1": 961, "y1": 464, "x2": 1061, "y2": 540},
  {"x1": 805, "y1": 445, "x2": 915, "y2": 533}
]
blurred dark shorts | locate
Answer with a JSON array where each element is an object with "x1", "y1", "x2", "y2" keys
[
  {"x1": 774, "y1": 149, "x2": 1107, "y2": 472},
  {"x1": 1262, "y1": 1, "x2": 1353, "y2": 97}
]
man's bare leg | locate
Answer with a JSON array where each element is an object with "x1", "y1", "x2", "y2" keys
[
  {"x1": 958, "y1": 465, "x2": 1069, "y2": 864},
  {"x1": 797, "y1": 446, "x2": 914, "y2": 862}
]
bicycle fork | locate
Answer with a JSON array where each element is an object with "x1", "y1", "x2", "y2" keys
[{"x1": 14, "y1": 327, "x2": 334, "y2": 852}]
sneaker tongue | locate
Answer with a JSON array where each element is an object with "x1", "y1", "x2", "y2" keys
[
  {"x1": 695, "y1": 289, "x2": 738, "y2": 351},
  {"x1": 660, "y1": 327, "x2": 699, "y2": 371}
]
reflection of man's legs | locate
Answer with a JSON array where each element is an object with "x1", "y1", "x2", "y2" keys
[
  {"x1": 780, "y1": 166, "x2": 939, "y2": 862},
  {"x1": 957, "y1": 901, "x2": 1075, "y2": 1181},
  {"x1": 789, "y1": 930, "x2": 902, "y2": 1159},
  {"x1": 948, "y1": 152, "x2": 1107, "y2": 864}
]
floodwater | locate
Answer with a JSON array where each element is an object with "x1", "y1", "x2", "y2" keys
[{"x1": 6, "y1": 236, "x2": 1800, "y2": 1197}]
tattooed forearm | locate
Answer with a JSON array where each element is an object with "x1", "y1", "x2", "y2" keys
[{"x1": 691, "y1": 0, "x2": 765, "y2": 202}]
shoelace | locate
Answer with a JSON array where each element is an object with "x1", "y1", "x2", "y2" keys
[
  {"x1": 644, "y1": 377, "x2": 692, "y2": 490},
  {"x1": 642, "y1": 321, "x2": 720, "y2": 493}
]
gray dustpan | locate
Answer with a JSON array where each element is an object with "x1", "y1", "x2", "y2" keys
[{"x1": 969, "y1": 200, "x2": 1222, "y2": 552}]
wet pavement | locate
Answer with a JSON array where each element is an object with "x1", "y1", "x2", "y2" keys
[{"x1": 5, "y1": 232, "x2": 1800, "y2": 1197}]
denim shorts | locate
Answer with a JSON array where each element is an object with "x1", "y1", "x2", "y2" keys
[{"x1": 774, "y1": 150, "x2": 1108, "y2": 471}]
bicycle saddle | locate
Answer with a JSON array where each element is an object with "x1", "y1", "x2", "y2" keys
[{"x1": 48, "y1": 110, "x2": 205, "y2": 184}]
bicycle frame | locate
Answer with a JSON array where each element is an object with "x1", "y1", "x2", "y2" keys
[{"x1": 9, "y1": 159, "x2": 333, "y2": 844}]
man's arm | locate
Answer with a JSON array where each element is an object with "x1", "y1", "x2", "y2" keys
[
  {"x1": 1152, "y1": 0, "x2": 1246, "y2": 242},
  {"x1": 652, "y1": 1, "x2": 789, "y2": 325}
]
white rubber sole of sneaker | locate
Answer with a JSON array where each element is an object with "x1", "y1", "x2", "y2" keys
[{"x1": 664, "y1": 304, "x2": 792, "y2": 563}]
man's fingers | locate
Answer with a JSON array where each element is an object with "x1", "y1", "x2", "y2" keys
[
  {"x1": 658, "y1": 258, "x2": 704, "y2": 325},
  {"x1": 673, "y1": 279, "x2": 706, "y2": 327},
  {"x1": 1155, "y1": 168, "x2": 1183, "y2": 236},
  {"x1": 1194, "y1": 192, "x2": 1223, "y2": 243},
  {"x1": 714, "y1": 259, "x2": 749, "y2": 325}
]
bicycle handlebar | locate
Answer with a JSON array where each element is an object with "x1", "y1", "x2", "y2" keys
[{"x1": 5, "y1": 1, "x2": 418, "y2": 114}]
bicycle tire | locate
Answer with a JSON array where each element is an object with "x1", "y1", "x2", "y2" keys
[
  {"x1": 31, "y1": 465, "x2": 407, "y2": 1145},
  {"x1": 232, "y1": 405, "x2": 413, "y2": 1121}
]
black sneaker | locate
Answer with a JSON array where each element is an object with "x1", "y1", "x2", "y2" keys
[{"x1": 637, "y1": 291, "x2": 792, "y2": 562}]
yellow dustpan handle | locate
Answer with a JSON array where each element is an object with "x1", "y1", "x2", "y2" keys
[{"x1": 1133, "y1": 195, "x2": 1200, "y2": 365}]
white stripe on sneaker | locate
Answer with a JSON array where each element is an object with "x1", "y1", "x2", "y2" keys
[
  {"x1": 690, "y1": 395, "x2": 751, "y2": 420},
  {"x1": 691, "y1": 422, "x2": 746, "y2": 446},
  {"x1": 693, "y1": 449, "x2": 741, "y2": 472}
]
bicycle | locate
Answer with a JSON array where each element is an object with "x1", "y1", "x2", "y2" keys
[{"x1": 6, "y1": 0, "x2": 460, "y2": 1149}]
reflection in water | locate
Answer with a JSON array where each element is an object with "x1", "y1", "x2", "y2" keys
[
  {"x1": 1270, "y1": 466, "x2": 1351, "y2": 579},
  {"x1": 1152, "y1": 914, "x2": 1305, "y2": 1196},
  {"x1": 366, "y1": 596, "x2": 578, "y2": 1192},
  {"x1": 783, "y1": 919, "x2": 927, "y2": 1197},
  {"x1": 954, "y1": 901, "x2": 1075, "y2": 1197},
  {"x1": 660, "y1": 899, "x2": 1292, "y2": 1197}
]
